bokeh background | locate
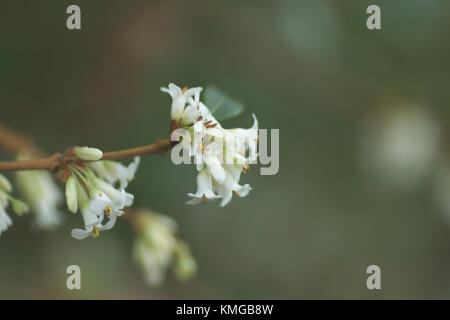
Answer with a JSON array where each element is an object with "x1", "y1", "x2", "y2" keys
[{"x1": 1, "y1": 0, "x2": 450, "y2": 299}]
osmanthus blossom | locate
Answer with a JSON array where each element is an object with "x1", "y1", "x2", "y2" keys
[
  {"x1": 0, "y1": 173, "x2": 29, "y2": 236},
  {"x1": 70, "y1": 184, "x2": 119, "y2": 239},
  {"x1": 132, "y1": 209, "x2": 197, "y2": 286},
  {"x1": 172, "y1": 240, "x2": 197, "y2": 282},
  {"x1": 89, "y1": 156, "x2": 140, "y2": 189},
  {"x1": 160, "y1": 83, "x2": 203, "y2": 126},
  {"x1": 186, "y1": 169, "x2": 221, "y2": 205},
  {"x1": 0, "y1": 203, "x2": 12, "y2": 236},
  {"x1": 192, "y1": 115, "x2": 258, "y2": 207},
  {"x1": 161, "y1": 83, "x2": 259, "y2": 207},
  {"x1": 69, "y1": 177, "x2": 133, "y2": 240},
  {"x1": 15, "y1": 154, "x2": 64, "y2": 230},
  {"x1": 65, "y1": 148, "x2": 136, "y2": 240}
]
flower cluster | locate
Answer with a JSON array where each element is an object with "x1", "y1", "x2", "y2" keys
[
  {"x1": 132, "y1": 209, "x2": 197, "y2": 286},
  {"x1": 161, "y1": 83, "x2": 259, "y2": 207},
  {"x1": 15, "y1": 154, "x2": 64, "y2": 230},
  {"x1": 0, "y1": 173, "x2": 29, "y2": 236},
  {"x1": 65, "y1": 147, "x2": 140, "y2": 239}
]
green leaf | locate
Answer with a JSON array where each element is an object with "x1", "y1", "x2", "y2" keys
[{"x1": 203, "y1": 86, "x2": 244, "y2": 121}]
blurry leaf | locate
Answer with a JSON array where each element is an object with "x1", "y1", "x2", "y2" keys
[{"x1": 204, "y1": 86, "x2": 244, "y2": 121}]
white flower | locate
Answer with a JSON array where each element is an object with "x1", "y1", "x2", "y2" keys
[
  {"x1": 65, "y1": 161, "x2": 135, "y2": 239},
  {"x1": 215, "y1": 165, "x2": 252, "y2": 207},
  {"x1": 71, "y1": 188, "x2": 131, "y2": 240},
  {"x1": 70, "y1": 184, "x2": 118, "y2": 240},
  {"x1": 16, "y1": 169, "x2": 63, "y2": 230},
  {"x1": 133, "y1": 212, "x2": 178, "y2": 286},
  {"x1": 92, "y1": 177, "x2": 134, "y2": 209},
  {"x1": 89, "y1": 156, "x2": 140, "y2": 189},
  {"x1": 71, "y1": 202, "x2": 106, "y2": 240},
  {"x1": 163, "y1": 83, "x2": 259, "y2": 206},
  {"x1": 132, "y1": 210, "x2": 197, "y2": 285},
  {"x1": 187, "y1": 115, "x2": 258, "y2": 206},
  {"x1": 0, "y1": 205, "x2": 12, "y2": 236},
  {"x1": 161, "y1": 83, "x2": 203, "y2": 125},
  {"x1": 0, "y1": 174, "x2": 29, "y2": 236},
  {"x1": 227, "y1": 114, "x2": 259, "y2": 164},
  {"x1": 87, "y1": 161, "x2": 115, "y2": 185},
  {"x1": 173, "y1": 241, "x2": 197, "y2": 282},
  {"x1": 187, "y1": 168, "x2": 221, "y2": 205},
  {"x1": 69, "y1": 180, "x2": 132, "y2": 240},
  {"x1": 88, "y1": 187, "x2": 130, "y2": 231}
]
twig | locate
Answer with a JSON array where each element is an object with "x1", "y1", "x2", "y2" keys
[
  {"x1": 0, "y1": 123, "x2": 45, "y2": 156},
  {"x1": 0, "y1": 122, "x2": 175, "y2": 173},
  {"x1": 0, "y1": 138, "x2": 172, "y2": 173}
]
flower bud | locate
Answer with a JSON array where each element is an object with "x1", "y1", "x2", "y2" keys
[
  {"x1": 11, "y1": 199, "x2": 29, "y2": 216},
  {"x1": 65, "y1": 175, "x2": 78, "y2": 213},
  {"x1": 74, "y1": 146, "x2": 103, "y2": 161},
  {"x1": 0, "y1": 174, "x2": 12, "y2": 193},
  {"x1": 173, "y1": 241, "x2": 197, "y2": 282}
]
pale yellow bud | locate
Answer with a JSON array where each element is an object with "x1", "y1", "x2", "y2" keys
[
  {"x1": 11, "y1": 199, "x2": 29, "y2": 216},
  {"x1": 74, "y1": 146, "x2": 103, "y2": 161},
  {"x1": 65, "y1": 175, "x2": 78, "y2": 213},
  {"x1": 0, "y1": 174, "x2": 12, "y2": 193}
]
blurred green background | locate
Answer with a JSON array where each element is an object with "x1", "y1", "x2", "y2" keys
[{"x1": 1, "y1": 0, "x2": 450, "y2": 299}]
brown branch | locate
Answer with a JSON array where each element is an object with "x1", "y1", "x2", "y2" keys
[
  {"x1": 101, "y1": 138, "x2": 172, "y2": 160},
  {"x1": 0, "y1": 123, "x2": 45, "y2": 157},
  {"x1": 0, "y1": 153, "x2": 62, "y2": 172},
  {"x1": 0, "y1": 138, "x2": 173, "y2": 173}
]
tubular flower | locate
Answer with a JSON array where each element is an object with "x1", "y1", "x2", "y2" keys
[
  {"x1": 160, "y1": 83, "x2": 203, "y2": 126},
  {"x1": 186, "y1": 168, "x2": 221, "y2": 205},
  {"x1": 89, "y1": 156, "x2": 140, "y2": 189},
  {"x1": 196, "y1": 114, "x2": 257, "y2": 206},
  {"x1": 172, "y1": 240, "x2": 197, "y2": 282},
  {"x1": 15, "y1": 155, "x2": 64, "y2": 230},
  {"x1": 163, "y1": 83, "x2": 259, "y2": 206},
  {"x1": 132, "y1": 209, "x2": 197, "y2": 286},
  {"x1": 65, "y1": 155, "x2": 136, "y2": 240},
  {"x1": 70, "y1": 182, "x2": 130, "y2": 240},
  {"x1": 0, "y1": 173, "x2": 29, "y2": 236}
]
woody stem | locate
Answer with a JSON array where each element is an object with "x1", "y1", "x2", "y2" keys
[{"x1": 0, "y1": 138, "x2": 173, "y2": 173}]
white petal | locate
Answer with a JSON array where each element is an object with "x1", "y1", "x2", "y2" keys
[
  {"x1": 219, "y1": 189, "x2": 233, "y2": 207},
  {"x1": 71, "y1": 228, "x2": 91, "y2": 240},
  {"x1": 100, "y1": 217, "x2": 117, "y2": 230},
  {"x1": 89, "y1": 198, "x2": 109, "y2": 216},
  {"x1": 125, "y1": 192, "x2": 134, "y2": 207},
  {"x1": 206, "y1": 157, "x2": 226, "y2": 184},
  {"x1": 236, "y1": 184, "x2": 252, "y2": 198}
]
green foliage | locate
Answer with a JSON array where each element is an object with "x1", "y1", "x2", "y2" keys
[{"x1": 203, "y1": 86, "x2": 244, "y2": 121}]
